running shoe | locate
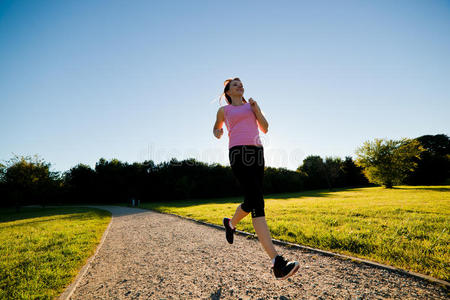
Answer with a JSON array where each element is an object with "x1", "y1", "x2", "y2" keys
[
  {"x1": 272, "y1": 255, "x2": 300, "y2": 280},
  {"x1": 223, "y1": 217, "x2": 236, "y2": 244}
]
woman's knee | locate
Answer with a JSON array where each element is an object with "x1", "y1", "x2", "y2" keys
[
  {"x1": 242, "y1": 198, "x2": 265, "y2": 218},
  {"x1": 250, "y1": 206, "x2": 265, "y2": 218},
  {"x1": 240, "y1": 202, "x2": 252, "y2": 213}
]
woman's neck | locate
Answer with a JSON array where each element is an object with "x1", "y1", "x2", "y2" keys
[{"x1": 230, "y1": 95, "x2": 244, "y2": 106}]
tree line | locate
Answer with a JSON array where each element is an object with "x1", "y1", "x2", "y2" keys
[{"x1": 0, "y1": 134, "x2": 448, "y2": 210}]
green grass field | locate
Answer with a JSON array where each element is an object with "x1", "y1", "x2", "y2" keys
[
  {"x1": 0, "y1": 207, "x2": 111, "y2": 300},
  {"x1": 141, "y1": 185, "x2": 450, "y2": 281}
]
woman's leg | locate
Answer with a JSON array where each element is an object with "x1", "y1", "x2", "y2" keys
[
  {"x1": 250, "y1": 147, "x2": 278, "y2": 259},
  {"x1": 230, "y1": 203, "x2": 249, "y2": 228},
  {"x1": 252, "y1": 216, "x2": 278, "y2": 260},
  {"x1": 227, "y1": 147, "x2": 298, "y2": 277},
  {"x1": 229, "y1": 146, "x2": 251, "y2": 228},
  {"x1": 228, "y1": 145, "x2": 278, "y2": 260}
]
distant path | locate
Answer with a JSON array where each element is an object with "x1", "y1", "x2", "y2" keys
[{"x1": 62, "y1": 206, "x2": 448, "y2": 299}]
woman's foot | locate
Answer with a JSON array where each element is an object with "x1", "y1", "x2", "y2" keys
[
  {"x1": 223, "y1": 217, "x2": 236, "y2": 244},
  {"x1": 272, "y1": 255, "x2": 300, "y2": 280}
]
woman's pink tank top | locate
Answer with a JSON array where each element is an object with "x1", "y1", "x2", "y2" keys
[{"x1": 223, "y1": 102, "x2": 263, "y2": 149}]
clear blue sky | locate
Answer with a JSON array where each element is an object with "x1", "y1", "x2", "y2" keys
[{"x1": 1, "y1": 0, "x2": 449, "y2": 173}]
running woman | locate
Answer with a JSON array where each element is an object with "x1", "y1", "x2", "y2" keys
[{"x1": 213, "y1": 77, "x2": 300, "y2": 280}]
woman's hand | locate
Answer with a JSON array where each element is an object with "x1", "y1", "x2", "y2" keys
[
  {"x1": 214, "y1": 128, "x2": 223, "y2": 139},
  {"x1": 248, "y1": 97, "x2": 269, "y2": 134},
  {"x1": 248, "y1": 98, "x2": 261, "y2": 115}
]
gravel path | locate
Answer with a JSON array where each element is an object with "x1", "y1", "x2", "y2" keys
[{"x1": 64, "y1": 206, "x2": 448, "y2": 299}]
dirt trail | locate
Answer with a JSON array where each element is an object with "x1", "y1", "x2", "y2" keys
[{"x1": 62, "y1": 206, "x2": 448, "y2": 299}]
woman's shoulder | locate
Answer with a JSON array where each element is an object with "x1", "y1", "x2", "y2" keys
[{"x1": 217, "y1": 105, "x2": 228, "y2": 116}]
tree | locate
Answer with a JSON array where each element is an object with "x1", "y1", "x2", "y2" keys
[
  {"x1": 404, "y1": 134, "x2": 450, "y2": 185},
  {"x1": 94, "y1": 158, "x2": 129, "y2": 203},
  {"x1": 341, "y1": 156, "x2": 370, "y2": 187},
  {"x1": 297, "y1": 155, "x2": 328, "y2": 190},
  {"x1": 0, "y1": 154, "x2": 60, "y2": 210},
  {"x1": 264, "y1": 167, "x2": 306, "y2": 194},
  {"x1": 63, "y1": 163, "x2": 96, "y2": 203},
  {"x1": 354, "y1": 138, "x2": 426, "y2": 188},
  {"x1": 322, "y1": 156, "x2": 344, "y2": 191}
]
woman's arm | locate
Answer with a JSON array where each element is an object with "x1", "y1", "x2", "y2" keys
[
  {"x1": 249, "y1": 98, "x2": 269, "y2": 134},
  {"x1": 213, "y1": 107, "x2": 224, "y2": 139},
  {"x1": 255, "y1": 110, "x2": 269, "y2": 134}
]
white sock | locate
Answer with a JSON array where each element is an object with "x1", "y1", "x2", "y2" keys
[
  {"x1": 228, "y1": 219, "x2": 235, "y2": 230},
  {"x1": 271, "y1": 257, "x2": 276, "y2": 266}
]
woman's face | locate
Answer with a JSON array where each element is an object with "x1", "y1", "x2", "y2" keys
[{"x1": 227, "y1": 80, "x2": 244, "y2": 97}]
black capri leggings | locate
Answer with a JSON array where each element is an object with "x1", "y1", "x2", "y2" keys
[{"x1": 229, "y1": 145, "x2": 265, "y2": 218}]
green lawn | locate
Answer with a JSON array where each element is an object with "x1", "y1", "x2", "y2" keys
[
  {"x1": 141, "y1": 185, "x2": 450, "y2": 281},
  {"x1": 0, "y1": 207, "x2": 111, "y2": 300}
]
